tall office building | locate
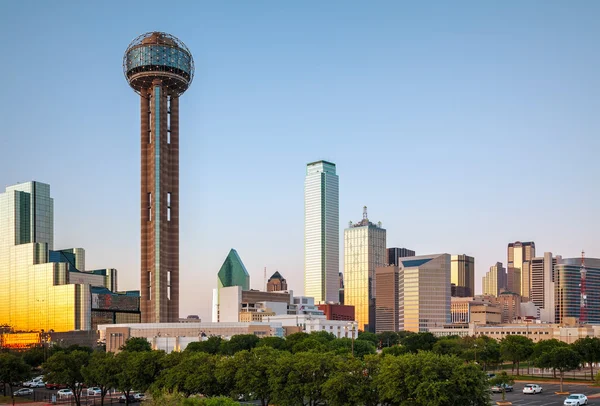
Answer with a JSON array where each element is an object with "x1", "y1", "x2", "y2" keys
[
  {"x1": 212, "y1": 249, "x2": 251, "y2": 322},
  {"x1": 555, "y1": 257, "x2": 600, "y2": 324},
  {"x1": 508, "y1": 241, "x2": 535, "y2": 300},
  {"x1": 531, "y1": 253, "x2": 560, "y2": 322},
  {"x1": 387, "y1": 247, "x2": 416, "y2": 266},
  {"x1": 344, "y1": 207, "x2": 386, "y2": 332},
  {"x1": 124, "y1": 32, "x2": 195, "y2": 323},
  {"x1": 304, "y1": 160, "x2": 339, "y2": 304},
  {"x1": 398, "y1": 254, "x2": 451, "y2": 332},
  {"x1": 0, "y1": 182, "x2": 136, "y2": 332},
  {"x1": 482, "y1": 262, "x2": 506, "y2": 297},
  {"x1": 375, "y1": 265, "x2": 400, "y2": 333},
  {"x1": 506, "y1": 267, "x2": 521, "y2": 295},
  {"x1": 450, "y1": 255, "x2": 475, "y2": 297}
]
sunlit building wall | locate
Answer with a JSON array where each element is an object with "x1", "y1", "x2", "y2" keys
[
  {"x1": 451, "y1": 254, "x2": 475, "y2": 297},
  {"x1": 0, "y1": 181, "x2": 135, "y2": 333},
  {"x1": 508, "y1": 241, "x2": 535, "y2": 300},
  {"x1": 304, "y1": 160, "x2": 339, "y2": 304},
  {"x1": 398, "y1": 254, "x2": 451, "y2": 332},
  {"x1": 344, "y1": 209, "x2": 386, "y2": 332},
  {"x1": 482, "y1": 262, "x2": 506, "y2": 297}
]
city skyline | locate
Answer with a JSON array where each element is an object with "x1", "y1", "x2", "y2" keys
[{"x1": 1, "y1": 2, "x2": 599, "y2": 321}]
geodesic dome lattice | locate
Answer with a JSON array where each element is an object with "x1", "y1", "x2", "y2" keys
[{"x1": 123, "y1": 32, "x2": 195, "y2": 97}]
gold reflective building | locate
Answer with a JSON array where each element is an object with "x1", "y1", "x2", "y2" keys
[
  {"x1": 0, "y1": 182, "x2": 138, "y2": 333},
  {"x1": 344, "y1": 207, "x2": 386, "y2": 333}
]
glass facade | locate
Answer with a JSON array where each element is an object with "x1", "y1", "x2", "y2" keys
[
  {"x1": 450, "y1": 255, "x2": 474, "y2": 297},
  {"x1": 344, "y1": 216, "x2": 386, "y2": 332},
  {"x1": 304, "y1": 161, "x2": 339, "y2": 304},
  {"x1": 482, "y1": 262, "x2": 506, "y2": 297},
  {"x1": 555, "y1": 257, "x2": 600, "y2": 324},
  {"x1": 398, "y1": 254, "x2": 451, "y2": 332},
  {"x1": 125, "y1": 45, "x2": 193, "y2": 78},
  {"x1": 217, "y1": 249, "x2": 250, "y2": 290},
  {"x1": 0, "y1": 182, "x2": 135, "y2": 333}
]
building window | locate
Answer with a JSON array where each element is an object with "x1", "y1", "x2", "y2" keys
[
  {"x1": 167, "y1": 192, "x2": 171, "y2": 222},
  {"x1": 148, "y1": 193, "x2": 152, "y2": 221}
]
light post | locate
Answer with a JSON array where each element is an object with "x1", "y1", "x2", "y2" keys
[{"x1": 348, "y1": 322, "x2": 356, "y2": 357}]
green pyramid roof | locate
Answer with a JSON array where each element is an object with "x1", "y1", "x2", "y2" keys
[{"x1": 217, "y1": 249, "x2": 250, "y2": 290}]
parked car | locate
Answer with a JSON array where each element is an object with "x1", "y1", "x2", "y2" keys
[
  {"x1": 523, "y1": 384, "x2": 543, "y2": 394},
  {"x1": 564, "y1": 394, "x2": 588, "y2": 405},
  {"x1": 133, "y1": 392, "x2": 145, "y2": 401},
  {"x1": 13, "y1": 388, "x2": 34, "y2": 397},
  {"x1": 119, "y1": 393, "x2": 137, "y2": 403},
  {"x1": 57, "y1": 389, "x2": 74, "y2": 398},
  {"x1": 23, "y1": 378, "x2": 42, "y2": 387},
  {"x1": 46, "y1": 383, "x2": 68, "y2": 390},
  {"x1": 30, "y1": 381, "x2": 46, "y2": 388},
  {"x1": 486, "y1": 373, "x2": 496, "y2": 380},
  {"x1": 87, "y1": 387, "x2": 102, "y2": 396},
  {"x1": 491, "y1": 383, "x2": 513, "y2": 393}
]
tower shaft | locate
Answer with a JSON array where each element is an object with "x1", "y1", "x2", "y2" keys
[{"x1": 140, "y1": 80, "x2": 179, "y2": 323}]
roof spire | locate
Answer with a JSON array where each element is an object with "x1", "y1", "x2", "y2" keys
[{"x1": 363, "y1": 206, "x2": 368, "y2": 220}]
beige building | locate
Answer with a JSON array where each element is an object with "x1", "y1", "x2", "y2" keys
[
  {"x1": 507, "y1": 267, "x2": 521, "y2": 295},
  {"x1": 375, "y1": 265, "x2": 400, "y2": 333},
  {"x1": 399, "y1": 254, "x2": 451, "y2": 332},
  {"x1": 492, "y1": 291, "x2": 522, "y2": 323},
  {"x1": 451, "y1": 255, "x2": 475, "y2": 297},
  {"x1": 432, "y1": 323, "x2": 600, "y2": 344},
  {"x1": 99, "y1": 322, "x2": 284, "y2": 353},
  {"x1": 508, "y1": 241, "x2": 535, "y2": 300},
  {"x1": 482, "y1": 262, "x2": 506, "y2": 297},
  {"x1": 451, "y1": 297, "x2": 501, "y2": 325}
]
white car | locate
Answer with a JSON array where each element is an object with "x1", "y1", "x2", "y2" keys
[
  {"x1": 57, "y1": 389, "x2": 74, "y2": 398},
  {"x1": 564, "y1": 394, "x2": 588, "y2": 405},
  {"x1": 30, "y1": 381, "x2": 46, "y2": 388},
  {"x1": 23, "y1": 379, "x2": 42, "y2": 387},
  {"x1": 87, "y1": 387, "x2": 102, "y2": 396},
  {"x1": 523, "y1": 384, "x2": 543, "y2": 394}
]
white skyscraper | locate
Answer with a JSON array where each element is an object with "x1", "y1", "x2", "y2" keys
[{"x1": 304, "y1": 160, "x2": 339, "y2": 304}]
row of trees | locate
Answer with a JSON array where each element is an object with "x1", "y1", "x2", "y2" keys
[
  {"x1": 3, "y1": 331, "x2": 600, "y2": 404},
  {"x1": 38, "y1": 335, "x2": 490, "y2": 406}
]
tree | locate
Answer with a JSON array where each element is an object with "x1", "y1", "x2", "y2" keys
[
  {"x1": 532, "y1": 339, "x2": 567, "y2": 378},
  {"x1": 22, "y1": 347, "x2": 45, "y2": 368},
  {"x1": 323, "y1": 355, "x2": 380, "y2": 406},
  {"x1": 0, "y1": 353, "x2": 30, "y2": 397},
  {"x1": 329, "y1": 338, "x2": 376, "y2": 358},
  {"x1": 547, "y1": 347, "x2": 582, "y2": 392},
  {"x1": 357, "y1": 331, "x2": 378, "y2": 346},
  {"x1": 185, "y1": 336, "x2": 223, "y2": 355},
  {"x1": 114, "y1": 351, "x2": 164, "y2": 405},
  {"x1": 400, "y1": 332, "x2": 437, "y2": 353},
  {"x1": 381, "y1": 345, "x2": 407, "y2": 357},
  {"x1": 377, "y1": 351, "x2": 490, "y2": 406},
  {"x1": 256, "y1": 336, "x2": 288, "y2": 351},
  {"x1": 475, "y1": 336, "x2": 502, "y2": 371},
  {"x1": 500, "y1": 335, "x2": 534, "y2": 375},
  {"x1": 269, "y1": 351, "x2": 336, "y2": 406},
  {"x1": 489, "y1": 371, "x2": 514, "y2": 401},
  {"x1": 43, "y1": 350, "x2": 91, "y2": 406},
  {"x1": 377, "y1": 331, "x2": 400, "y2": 348},
  {"x1": 220, "y1": 334, "x2": 259, "y2": 355},
  {"x1": 234, "y1": 347, "x2": 280, "y2": 406},
  {"x1": 120, "y1": 337, "x2": 152, "y2": 352},
  {"x1": 572, "y1": 337, "x2": 600, "y2": 380},
  {"x1": 284, "y1": 332, "x2": 310, "y2": 351},
  {"x1": 82, "y1": 351, "x2": 119, "y2": 406},
  {"x1": 432, "y1": 337, "x2": 464, "y2": 357}
]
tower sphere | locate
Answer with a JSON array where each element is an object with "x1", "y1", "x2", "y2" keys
[{"x1": 123, "y1": 32, "x2": 194, "y2": 97}]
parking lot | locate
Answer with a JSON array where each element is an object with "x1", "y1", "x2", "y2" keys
[{"x1": 491, "y1": 382, "x2": 599, "y2": 405}]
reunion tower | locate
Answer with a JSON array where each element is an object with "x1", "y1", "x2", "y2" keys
[{"x1": 124, "y1": 32, "x2": 194, "y2": 323}]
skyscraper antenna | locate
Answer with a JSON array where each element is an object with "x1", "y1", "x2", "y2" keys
[{"x1": 363, "y1": 206, "x2": 368, "y2": 220}]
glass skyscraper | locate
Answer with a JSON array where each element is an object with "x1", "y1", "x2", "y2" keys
[
  {"x1": 555, "y1": 257, "x2": 600, "y2": 324},
  {"x1": 0, "y1": 182, "x2": 139, "y2": 334},
  {"x1": 344, "y1": 207, "x2": 386, "y2": 332},
  {"x1": 304, "y1": 160, "x2": 339, "y2": 304},
  {"x1": 508, "y1": 241, "x2": 535, "y2": 300}
]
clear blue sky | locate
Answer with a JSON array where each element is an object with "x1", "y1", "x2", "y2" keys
[{"x1": 1, "y1": 1, "x2": 598, "y2": 320}]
